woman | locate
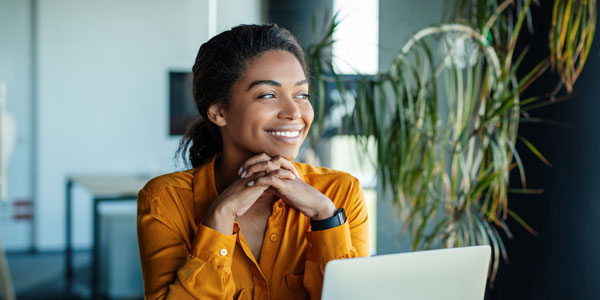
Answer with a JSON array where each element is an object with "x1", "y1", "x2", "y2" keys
[{"x1": 137, "y1": 24, "x2": 369, "y2": 300}]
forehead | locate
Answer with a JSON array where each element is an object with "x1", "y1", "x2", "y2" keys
[{"x1": 241, "y1": 50, "x2": 306, "y2": 82}]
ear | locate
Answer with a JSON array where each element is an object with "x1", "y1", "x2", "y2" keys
[{"x1": 207, "y1": 102, "x2": 227, "y2": 127}]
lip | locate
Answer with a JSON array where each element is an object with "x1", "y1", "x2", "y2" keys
[{"x1": 264, "y1": 124, "x2": 305, "y2": 131}]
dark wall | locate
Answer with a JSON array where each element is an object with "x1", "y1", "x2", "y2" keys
[
  {"x1": 489, "y1": 4, "x2": 600, "y2": 300},
  {"x1": 266, "y1": 0, "x2": 332, "y2": 49}
]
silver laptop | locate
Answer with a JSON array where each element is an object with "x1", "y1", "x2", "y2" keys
[{"x1": 321, "y1": 245, "x2": 491, "y2": 300}]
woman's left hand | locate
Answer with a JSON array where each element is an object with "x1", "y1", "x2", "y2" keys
[{"x1": 239, "y1": 153, "x2": 337, "y2": 220}]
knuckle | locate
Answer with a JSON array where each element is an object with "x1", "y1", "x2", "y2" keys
[
  {"x1": 250, "y1": 163, "x2": 261, "y2": 172},
  {"x1": 260, "y1": 177, "x2": 272, "y2": 185}
]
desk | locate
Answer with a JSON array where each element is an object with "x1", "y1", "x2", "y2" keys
[{"x1": 65, "y1": 174, "x2": 150, "y2": 299}]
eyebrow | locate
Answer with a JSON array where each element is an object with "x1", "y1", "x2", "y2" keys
[{"x1": 247, "y1": 79, "x2": 308, "y2": 90}]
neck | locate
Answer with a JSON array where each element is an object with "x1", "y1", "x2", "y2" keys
[{"x1": 213, "y1": 145, "x2": 253, "y2": 194}]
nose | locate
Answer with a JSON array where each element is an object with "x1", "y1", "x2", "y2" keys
[{"x1": 278, "y1": 96, "x2": 301, "y2": 120}]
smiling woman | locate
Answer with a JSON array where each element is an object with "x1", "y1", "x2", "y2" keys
[
  {"x1": 136, "y1": 24, "x2": 369, "y2": 300},
  {"x1": 215, "y1": 49, "x2": 313, "y2": 163}
]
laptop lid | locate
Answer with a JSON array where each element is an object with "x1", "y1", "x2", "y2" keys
[{"x1": 321, "y1": 245, "x2": 491, "y2": 300}]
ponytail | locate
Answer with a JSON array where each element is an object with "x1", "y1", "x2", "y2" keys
[{"x1": 177, "y1": 117, "x2": 222, "y2": 168}]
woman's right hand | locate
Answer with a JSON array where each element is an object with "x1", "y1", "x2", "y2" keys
[{"x1": 202, "y1": 172, "x2": 267, "y2": 235}]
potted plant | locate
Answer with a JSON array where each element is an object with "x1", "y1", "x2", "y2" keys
[{"x1": 306, "y1": 0, "x2": 596, "y2": 282}]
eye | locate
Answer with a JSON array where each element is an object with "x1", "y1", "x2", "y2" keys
[
  {"x1": 296, "y1": 93, "x2": 310, "y2": 100},
  {"x1": 258, "y1": 93, "x2": 276, "y2": 99}
]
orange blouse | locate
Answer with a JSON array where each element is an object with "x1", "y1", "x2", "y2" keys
[{"x1": 137, "y1": 155, "x2": 369, "y2": 299}]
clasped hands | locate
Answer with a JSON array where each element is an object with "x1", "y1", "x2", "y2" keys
[{"x1": 204, "y1": 153, "x2": 336, "y2": 235}]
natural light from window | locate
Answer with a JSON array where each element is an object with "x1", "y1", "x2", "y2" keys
[
  {"x1": 332, "y1": 0, "x2": 379, "y2": 74},
  {"x1": 331, "y1": 0, "x2": 379, "y2": 254}
]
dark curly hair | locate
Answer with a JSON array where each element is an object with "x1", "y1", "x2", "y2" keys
[{"x1": 177, "y1": 24, "x2": 307, "y2": 168}]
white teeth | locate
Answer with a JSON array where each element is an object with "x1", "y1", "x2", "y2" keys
[{"x1": 268, "y1": 130, "x2": 300, "y2": 137}]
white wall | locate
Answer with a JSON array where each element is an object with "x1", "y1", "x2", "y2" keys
[
  {"x1": 35, "y1": 0, "x2": 262, "y2": 250},
  {"x1": 0, "y1": 0, "x2": 34, "y2": 251},
  {"x1": 217, "y1": 0, "x2": 264, "y2": 32}
]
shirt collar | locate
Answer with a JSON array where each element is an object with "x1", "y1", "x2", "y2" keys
[{"x1": 192, "y1": 154, "x2": 219, "y2": 224}]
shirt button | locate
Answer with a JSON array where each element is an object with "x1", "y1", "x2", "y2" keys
[
  {"x1": 270, "y1": 234, "x2": 277, "y2": 242},
  {"x1": 278, "y1": 202, "x2": 285, "y2": 208},
  {"x1": 261, "y1": 280, "x2": 267, "y2": 287},
  {"x1": 219, "y1": 248, "x2": 228, "y2": 256},
  {"x1": 308, "y1": 242, "x2": 313, "y2": 248}
]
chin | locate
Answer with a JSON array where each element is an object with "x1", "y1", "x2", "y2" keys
[{"x1": 265, "y1": 148, "x2": 298, "y2": 161}]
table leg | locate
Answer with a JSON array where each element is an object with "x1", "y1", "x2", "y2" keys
[
  {"x1": 65, "y1": 179, "x2": 73, "y2": 293},
  {"x1": 92, "y1": 198, "x2": 99, "y2": 299},
  {"x1": 0, "y1": 232, "x2": 16, "y2": 300}
]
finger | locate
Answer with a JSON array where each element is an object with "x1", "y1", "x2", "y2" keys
[
  {"x1": 242, "y1": 156, "x2": 300, "y2": 179},
  {"x1": 238, "y1": 153, "x2": 272, "y2": 175},
  {"x1": 267, "y1": 168, "x2": 296, "y2": 181},
  {"x1": 241, "y1": 171, "x2": 267, "y2": 185},
  {"x1": 271, "y1": 156, "x2": 301, "y2": 179},
  {"x1": 242, "y1": 160, "x2": 279, "y2": 178},
  {"x1": 247, "y1": 174, "x2": 285, "y2": 189}
]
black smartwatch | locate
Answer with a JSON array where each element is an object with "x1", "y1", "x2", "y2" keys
[{"x1": 310, "y1": 208, "x2": 347, "y2": 231}]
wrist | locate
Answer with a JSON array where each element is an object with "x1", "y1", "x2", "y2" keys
[
  {"x1": 204, "y1": 203, "x2": 235, "y2": 234},
  {"x1": 311, "y1": 200, "x2": 336, "y2": 220}
]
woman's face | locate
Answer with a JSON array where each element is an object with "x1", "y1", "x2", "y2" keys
[{"x1": 216, "y1": 50, "x2": 313, "y2": 160}]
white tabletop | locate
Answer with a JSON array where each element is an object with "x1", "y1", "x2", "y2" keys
[{"x1": 69, "y1": 174, "x2": 153, "y2": 198}]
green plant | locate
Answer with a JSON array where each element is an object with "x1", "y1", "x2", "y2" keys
[
  {"x1": 306, "y1": 0, "x2": 596, "y2": 283},
  {"x1": 550, "y1": 0, "x2": 596, "y2": 93},
  {"x1": 305, "y1": 11, "x2": 344, "y2": 151}
]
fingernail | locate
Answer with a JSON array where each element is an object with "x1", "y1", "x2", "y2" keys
[
  {"x1": 247, "y1": 180, "x2": 254, "y2": 186},
  {"x1": 238, "y1": 166, "x2": 243, "y2": 175},
  {"x1": 291, "y1": 174, "x2": 296, "y2": 180},
  {"x1": 241, "y1": 171, "x2": 247, "y2": 178}
]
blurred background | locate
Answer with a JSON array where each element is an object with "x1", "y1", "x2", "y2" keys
[{"x1": 0, "y1": 0, "x2": 598, "y2": 299}]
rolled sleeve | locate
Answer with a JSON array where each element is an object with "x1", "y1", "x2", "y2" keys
[
  {"x1": 305, "y1": 221, "x2": 353, "y2": 261},
  {"x1": 191, "y1": 223, "x2": 238, "y2": 268}
]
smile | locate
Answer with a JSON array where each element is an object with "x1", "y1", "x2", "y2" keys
[{"x1": 266, "y1": 130, "x2": 301, "y2": 137}]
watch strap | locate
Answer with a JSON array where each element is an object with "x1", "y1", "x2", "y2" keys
[{"x1": 310, "y1": 208, "x2": 346, "y2": 231}]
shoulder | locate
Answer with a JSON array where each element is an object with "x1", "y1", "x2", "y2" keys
[
  {"x1": 294, "y1": 161, "x2": 358, "y2": 183},
  {"x1": 137, "y1": 169, "x2": 198, "y2": 226},
  {"x1": 138, "y1": 169, "x2": 195, "y2": 200},
  {"x1": 293, "y1": 161, "x2": 362, "y2": 200}
]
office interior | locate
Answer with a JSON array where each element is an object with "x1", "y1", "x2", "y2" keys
[{"x1": 0, "y1": 0, "x2": 599, "y2": 299}]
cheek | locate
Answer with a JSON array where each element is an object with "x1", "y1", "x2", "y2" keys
[
  {"x1": 236, "y1": 105, "x2": 275, "y2": 135},
  {"x1": 302, "y1": 103, "x2": 314, "y2": 126}
]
